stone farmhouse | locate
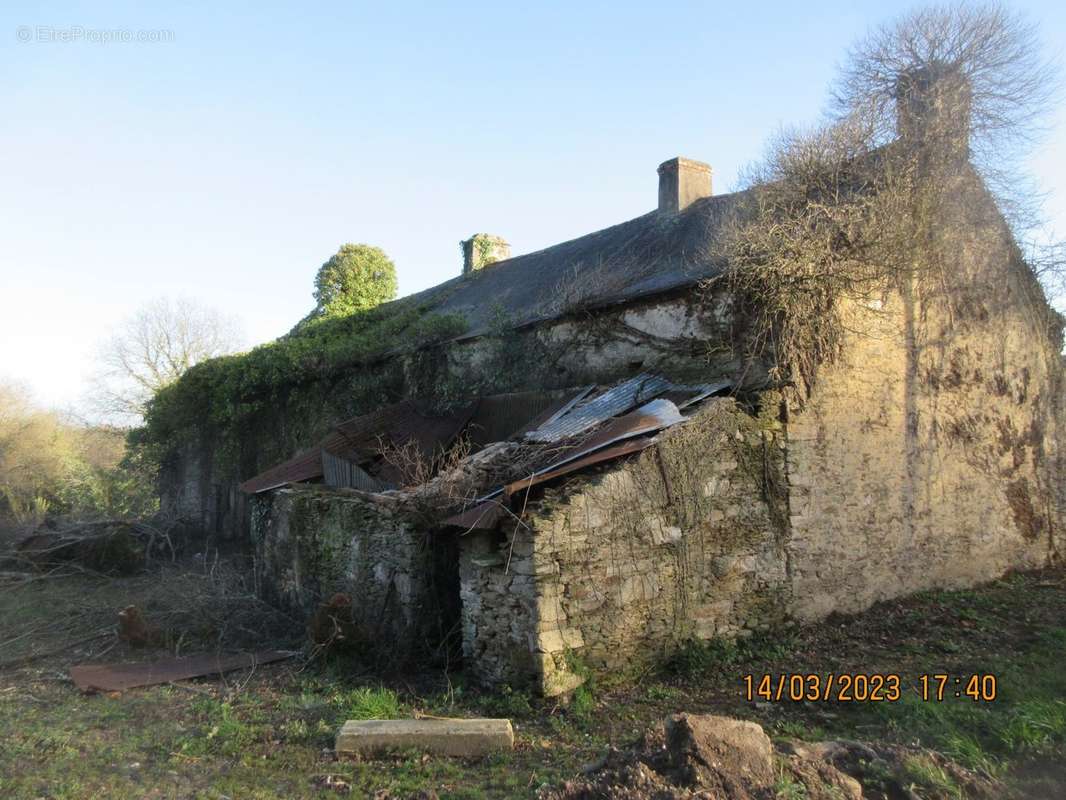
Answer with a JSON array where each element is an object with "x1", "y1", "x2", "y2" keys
[{"x1": 160, "y1": 75, "x2": 1064, "y2": 695}]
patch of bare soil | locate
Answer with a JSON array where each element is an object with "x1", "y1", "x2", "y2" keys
[{"x1": 542, "y1": 713, "x2": 997, "y2": 800}]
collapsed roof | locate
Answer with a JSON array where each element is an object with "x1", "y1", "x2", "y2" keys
[{"x1": 240, "y1": 374, "x2": 731, "y2": 531}]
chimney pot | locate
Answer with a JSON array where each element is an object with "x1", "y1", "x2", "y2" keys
[
  {"x1": 461, "y1": 234, "x2": 511, "y2": 276},
  {"x1": 658, "y1": 157, "x2": 713, "y2": 214}
]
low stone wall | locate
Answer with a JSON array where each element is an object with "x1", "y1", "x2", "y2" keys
[
  {"x1": 252, "y1": 487, "x2": 448, "y2": 661},
  {"x1": 473, "y1": 398, "x2": 792, "y2": 695}
]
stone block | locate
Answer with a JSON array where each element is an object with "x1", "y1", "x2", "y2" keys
[
  {"x1": 619, "y1": 573, "x2": 659, "y2": 604},
  {"x1": 543, "y1": 669, "x2": 585, "y2": 697},
  {"x1": 650, "y1": 522, "x2": 683, "y2": 545},
  {"x1": 335, "y1": 719, "x2": 514, "y2": 758},
  {"x1": 533, "y1": 627, "x2": 584, "y2": 653},
  {"x1": 574, "y1": 588, "x2": 606, "y2": 612}
]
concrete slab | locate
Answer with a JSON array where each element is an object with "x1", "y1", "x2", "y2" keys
[{"x1": 335, "y1": 718, "x2": 514, "y2": 758}]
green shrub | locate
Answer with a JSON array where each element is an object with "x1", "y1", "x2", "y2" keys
[
  {"x1": 314, "y1": 243, "x2": 397, "y2": 317},
  {"x1": 139, "y1": 296, "x2": 468, "y2": 473}
]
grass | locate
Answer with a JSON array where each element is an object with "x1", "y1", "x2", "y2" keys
[
  {"x1": 867, "y1": 626, "x2": 1066, "y2": 775},
  {"x1": 340, "y1": 686, "x2": 403, "y2": 719},
  {"x1": 1, "y1": 557, "x2": 1065, "y2": 798},
  {"x1": 902, "y1": 755, "x2": 964, "y2": 800},
  {"x1": 773, "y1": 772, "x2": 809, "y2": 799}
]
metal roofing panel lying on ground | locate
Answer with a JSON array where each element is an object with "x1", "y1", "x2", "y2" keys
[
  {"x1": 70, "y1": 650, "x2": 294, "y2": 692},
  {"x1": 523, "y1": 373, "x2": 672, "y2": 443}
]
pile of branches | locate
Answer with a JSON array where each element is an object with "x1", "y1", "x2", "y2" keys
[{"x1": 6, "y1": 518, "x2": 179, "y2": 578}]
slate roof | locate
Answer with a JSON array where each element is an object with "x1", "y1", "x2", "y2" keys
[{"x1": 407, "y1": 192, "x2": 743, "y2": 338}]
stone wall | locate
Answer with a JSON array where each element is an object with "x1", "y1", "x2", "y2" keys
[
  {"x1": 168, "y1": 286, "x2": 744, "y2": 541},
  {"x1": 252, "y1": 486, "x2": 454, "y2": 661},
  {"x1": 458, "y1": 529, "x2": 539, "y2": 688},
  {"x1": 786, "y1": 200, "x2": 1064, "y2": 619},
  {"x1": 465, "y1": 399, "x2": 791, "y2": 695},
  {"x1": 166, "y1": 172, "x2": 1065, "y2": 694}
]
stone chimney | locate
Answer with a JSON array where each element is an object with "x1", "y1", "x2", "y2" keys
[
  {"x1": 895, "y1": 64, "x2": 972, "y2": 158},
  {"x1": 657, "y1": 157, "x2": 713, "y2": 214},
  {"x1": 461, "y1": 233, "x2": 511, "y2": 276}
]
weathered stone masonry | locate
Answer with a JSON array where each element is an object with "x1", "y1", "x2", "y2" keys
[
  {"x1": 252, "y1": 488, "x2": 453, "y2": 660},
  {"x1": 447, "y1": 398, "x2": 790, "y2": 694},
  {"x1": 167, "y1": 143, "x2": 1064, "y2": 694},
  {"x1": 785, "y1": 198, "x2": 1063, "y2": 619}
]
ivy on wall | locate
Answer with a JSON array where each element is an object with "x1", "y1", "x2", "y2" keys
[{"x1": 139, "y1": 295, "x2": 469, "y2": 475}]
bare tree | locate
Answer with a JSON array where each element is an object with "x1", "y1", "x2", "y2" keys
[
  {"x1": 710, "y1": 3, "x2": 1063, "y2": 390},
  {"x1": 89, "y1": 297, "x2": 244, "y2": 424},
  {"x1": 832, "y1": 2, "x2": 1059, "y2": 233}
]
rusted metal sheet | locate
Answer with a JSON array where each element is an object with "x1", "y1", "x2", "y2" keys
[
  {"x1": 523, "y1": 374, "x2": 671, "y2": 443},
  {"x1": 441, "y1": 500, "x2": 510, "y2": 532},
  {"x1": 464, "y1": 396, "x2": 685, "y2": 510},
  {"x1": 466, "y1": 390, "x2": 574, "y2": 450},
  {"x1": 505, "y1": 435, "x2": 659, "y2": 496},
  {"x1": 510, "y1": 398, "x2": 683, "y2": 492},
  {"x1": 564, "y1": 398, "x2": 682, "y2": 459},
  {"x1": 241, "y1": 400, "x2": 476, "y2": 495},
  {"x1": 333, "y1": 400, "x2": 477, "y2": 467},
  {"x1": 70, "y1": 650, "x2": 294, "y2": 692},
  {"x1": 239, "y1": 448, "x2": 324, "y2": 495}
]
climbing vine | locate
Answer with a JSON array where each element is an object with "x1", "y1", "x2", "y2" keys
[{"x1": 139, "y1": 296, "x2": 468, "y2": 474}]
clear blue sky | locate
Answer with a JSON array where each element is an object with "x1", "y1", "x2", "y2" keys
[{"x1": 2, "y1": 1, "x2": 1065, "y2": 412}]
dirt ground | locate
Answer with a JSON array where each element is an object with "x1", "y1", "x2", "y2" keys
[{"x1": 1, "y1": 533, "x2": 1064, "y2": 799}]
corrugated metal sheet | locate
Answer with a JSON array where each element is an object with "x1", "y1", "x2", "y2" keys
[
  {"x1": 321, "y1": 449, "x2": 388, "y2": 492},
  {"x1": 467, "y1": 394, "x2": 687, "y2": 507},
  {"x1": 239, "y1": 448, "x2": 324, "y2": 495},
  {"x1": 241, "y1": 400, "x2": 476, "y2": 495},
  {"x1": 242, "y1": 375, "x2": 724, "y2": 498},
  {"x1": 70, "y1": 650, "x2": 294, "y2": 692},
  {"x1": 523, "y1": 374, "x2": 672, "y2": 443},
  {"x1": 510, "y1": 399, "x2": 683, "y2": 493},
  {"x1": 465, "y1": 390, "x2": 572, "y2": 450},
  {"x1": 333, "y1": 400, "x2": 477, "y2": 466},
  {"x1": 511, "y1": 386, "x2": 594, "y2": 437},
  {"x1": 505, "y1": 435, "x2": 659, "y2": 497}
]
